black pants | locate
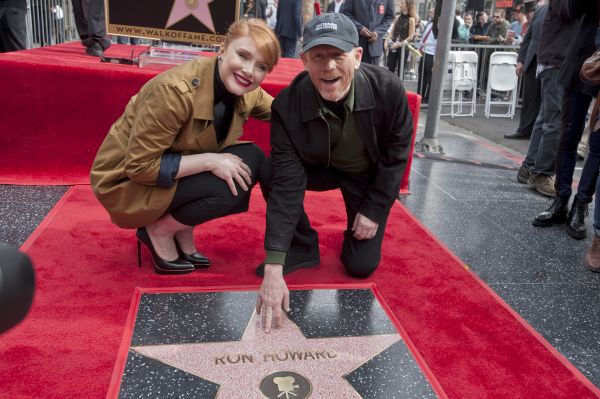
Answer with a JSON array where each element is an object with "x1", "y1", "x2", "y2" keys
[
  {"x1": 259, "y1": 159, "x2": 391, "y2": 278},
  {"x1": 0, "y1": 6, "x2": 26, "y2": 52},
  {"x1": 361, "y1": 53, "x2": 381, "y2": 66},
  {"x1": 555, "y1": 88, "x2": 597, "y2": 202},
  {"x1": 278, "y1": 36, "x2": 297, "y2": 58},
  {"x1": 516, "y1": 61, "x2": 541, "y2": 136},
  {"x1": 417, "y1": 53, "x2": 434, "y2": 103},
  {"x1": 70, "y1": 0, "x2": 111, "y2": 50},
  {"x1": 358, "y1": 37, "x2": 381, "y2": 66},
  {"x1": 387, "y1": 48, "x2": 408, "y2": 75},
  {"x1": 165, "y1": 144, "x2": 266, "y2": 226}
]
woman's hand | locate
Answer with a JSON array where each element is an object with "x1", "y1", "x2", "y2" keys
[
  {"x1": 391, "y1": 41, "x2": 402, "y2": 50},
  {"x1": 207, "y1": 153, "x2": 252, "y2": 196}
]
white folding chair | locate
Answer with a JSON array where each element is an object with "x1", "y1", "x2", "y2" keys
[
  {"x1": 450, "y1": 51, "x2": 478, "y2": 117},
  {"x1": 485, "y1": 51, "x2": 519, "y2": 118},
  {"x1": 440, "y1": 51, "x2": 478, "y2": 117},
  {"x1": 439, "y1": 53, "x2": 454, "y2": 117}
]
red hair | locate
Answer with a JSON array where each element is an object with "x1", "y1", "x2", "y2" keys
[{"x1": 223, "y1": 18, "x2": 280, "y2": 72}]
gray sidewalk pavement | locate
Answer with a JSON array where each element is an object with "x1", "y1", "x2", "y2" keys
[
  {"x1": 403, "y1": 77, "x2": 531, "y2": 157},
  {"x1": 417, "y1": 107, "x2": 526, "y2": 161},
  {"x1": 418, "y1": 107, "x2": 585, "y2": 184},
  {"x1": 440, "y1": 108, "x2": 529, "y2": 156}
]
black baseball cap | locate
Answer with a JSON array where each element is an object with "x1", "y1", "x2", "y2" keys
[{"x1": 302, "y1": 13, "x2": 359, "y2": 54}]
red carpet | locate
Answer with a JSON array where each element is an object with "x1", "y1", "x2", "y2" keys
[
  {"x1": 1, "y1": 185, "x2": 598, "y2": 398},
  {"x1": 0, "y1": 42, "x2": 303, "y2": 186},
  {"x1": 0, "y1": 42, "x2": 419, "y2": 191}
]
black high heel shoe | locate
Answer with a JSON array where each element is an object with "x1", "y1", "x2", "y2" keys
[
  {"x1": 174, "y1": 240, "x2": 211, "y2": 268},
  {"x1": 136, "y1": 228, "x2": 195, "y2": 274}
]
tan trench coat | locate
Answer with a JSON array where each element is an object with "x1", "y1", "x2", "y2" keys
[{"x1": 90, "y1": 56, "x2": 273, "y2": 228}]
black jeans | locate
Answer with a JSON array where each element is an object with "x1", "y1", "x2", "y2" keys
[
  {"x1": 70, "y1": 0, "x2": 111, "y2": 50},
  {"x1": 387, "y1": 48, "x2": 408, "y2": 74},
  {"x1": 515, "y1": 60, "x2": 541, "y2": 136},
  {"x1": 417, "y1": 53, "x2": 434, "y2": 103},
  {"x1": 278, "y1": 36, "x2": 297, "y2": 58},
  {"x1": 166, "y1": 143, "x2": 266, "y2": 226},
  {"x1": 555, "y1": 88, "x2": 598, "y2": 202},
  {"x1": 259, "y1": 159, "x2": 391, "y2": 278},
  {"x1": 0, "y1": 6, "x2": 26, "y2": 52}
]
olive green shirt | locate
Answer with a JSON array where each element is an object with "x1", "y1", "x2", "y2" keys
[{"x1": 320, "y1": 81, "x2": 372, "y2": 176}]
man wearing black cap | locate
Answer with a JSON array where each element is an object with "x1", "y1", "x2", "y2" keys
[{"x1": 256, "y1": 13, "x2": 414, "y2": 332}]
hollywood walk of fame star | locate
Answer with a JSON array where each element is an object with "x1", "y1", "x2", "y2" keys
[
  {"x1": 132, "y1": 311, "x2": 401, "y2": 398},
  {"x1": 166, "y1": 0, "x2": 216, "y2": 33}
]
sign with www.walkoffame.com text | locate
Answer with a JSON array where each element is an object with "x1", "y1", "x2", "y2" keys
[{"x1": 106, "y1": 0, "x2": 240, "y2": 45}]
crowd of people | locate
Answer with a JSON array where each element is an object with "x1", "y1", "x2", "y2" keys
[{"x1": 513, "y1": 0, "x2": 600, "y2": 274}]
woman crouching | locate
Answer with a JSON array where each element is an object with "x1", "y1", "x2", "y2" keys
[{"x1": 90, "y1": 19, "x2": 280, "y2": 274}]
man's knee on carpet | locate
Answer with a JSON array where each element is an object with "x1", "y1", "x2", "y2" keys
[{"x1": 341, "y1": 252, "x2": 380, "y2": 278}]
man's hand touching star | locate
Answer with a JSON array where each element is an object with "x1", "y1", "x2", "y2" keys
[{"x1": 257, "y1": 264, "x2": 290, "y2": 332}]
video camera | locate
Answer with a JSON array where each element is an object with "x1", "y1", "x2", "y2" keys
[{"x1": 0, "y1": 245, "x2": 35, "y2": 334}]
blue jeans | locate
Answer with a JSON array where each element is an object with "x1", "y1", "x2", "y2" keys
[
  {"x1": 116, "y1": 36, "x2": 140, "y2": 45},
  {"x1": 555, "y1": 88, "x2": 597, "y2": 202},
  {"x1": 523, "y1": 68, "x2": 563, "y2": 175}
]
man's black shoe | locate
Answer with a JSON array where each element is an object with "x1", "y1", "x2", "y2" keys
[
  {"x1": 532, "y1": 196, "x2": 569, "y2": 227},
  {"x1": 504, "y1": 132, "x2": 531, "y2": 140},
  {"x1": 256, "y1": 247, "x2": 320, "y2": 277},
  {"x1": 85, "y1": 43, "x2": 104, "y2": 57},
  {"x1": 566, "y1": 198, "x2": 588, "y2": 239}
]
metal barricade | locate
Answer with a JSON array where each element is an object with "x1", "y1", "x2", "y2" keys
[{"x1": 25, "y1": 0, "x2": 78, "y2": 49}]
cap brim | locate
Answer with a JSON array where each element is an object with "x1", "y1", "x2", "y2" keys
[{"x1": 302, "y1": 36, "x2": 355, "y2": 54}]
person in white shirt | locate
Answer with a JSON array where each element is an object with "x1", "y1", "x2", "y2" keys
[
  {"x1": 51, "y1": 4, "x2": 64, "y2": 44},
  {"x1": 266, "y1": 0, "x2": 277, "y2": 28},
  {"x1": 417, "y1": 7, "x2": 436, "y2": 104},
  {"x1": 327, "y1": 0, "x2": 344, "y2": 13}
]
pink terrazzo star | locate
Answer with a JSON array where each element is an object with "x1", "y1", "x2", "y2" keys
[
  {"x1": 166, "y1": 0, "x2": 216, "y2": 33},
  {"x1": 132, "y1": 312, "x2": 401, "y2": 398}
]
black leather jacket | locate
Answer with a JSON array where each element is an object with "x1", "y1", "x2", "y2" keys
[
  {"x1": 537, "y1": 0, "x2": 576, "y2": 66},
  {"x1": 264, "y1": 63, "x2": 414, "y2": 253},
  {"x1": 557, "y1": 0, "x2": 599, "y2": 96}
]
